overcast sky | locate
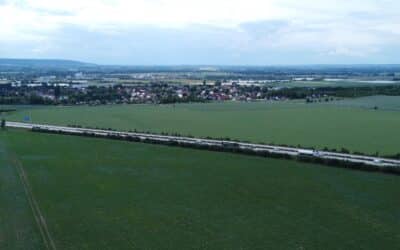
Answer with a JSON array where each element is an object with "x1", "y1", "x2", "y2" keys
[{"x1": 0, "y1": 0, "x2": 399, "y2": 65}]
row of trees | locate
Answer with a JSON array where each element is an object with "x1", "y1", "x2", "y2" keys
[
  {"x1": 67, "y1": 124, "x2": 400, "y2": 160},
  {"x1": 31, "y1": 126, "x2": 400, "y2": 175}
]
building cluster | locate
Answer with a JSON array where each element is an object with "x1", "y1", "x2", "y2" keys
[{"x1": 0, "y1": 79, "x2": 289, "y2": 105}]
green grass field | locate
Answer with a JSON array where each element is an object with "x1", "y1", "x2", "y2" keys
[
  {"x1": 5, "y1": 99, "x2": 400, "y2": 155},
  {"x1": 328, "y1": 96, "x2": 400, "y2": 111},
  {"x1": 0, "y1": 136, "x2": 43, "y2": 249},
  {"x1": 1, "y1": 130, "x2": 399, "y2": 249}
]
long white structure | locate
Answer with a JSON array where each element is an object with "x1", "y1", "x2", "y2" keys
[{"x1": 6, "y1": 121, "x2": 400, "y2": 169}]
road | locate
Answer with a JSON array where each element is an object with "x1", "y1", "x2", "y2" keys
[{"x1": 6, "y1": 121, "x2": 400, "y2": 168}]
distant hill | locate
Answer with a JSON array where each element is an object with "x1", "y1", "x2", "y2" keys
[{"x1": 0, "y1": 58, "x2": 96, "y2": 69}]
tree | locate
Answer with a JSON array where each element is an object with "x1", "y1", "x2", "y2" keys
[
  {"x1": 54, "y1": 85, "x2": 61, "y2": 100},
  {"x1": 1, "y1": 119, "x2": 5, "y2": 129},
  {"x1": 340, "y1": 147, "x2": 350, "y2": 154}
]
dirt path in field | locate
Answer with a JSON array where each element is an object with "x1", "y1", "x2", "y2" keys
[{"x1": 9, "y1": 153, "x2": 57, "y2": 250}]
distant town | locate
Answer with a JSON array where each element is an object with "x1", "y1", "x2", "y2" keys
[{"x1": 1, "y1": 60, "x2": 400, "y2": 105}]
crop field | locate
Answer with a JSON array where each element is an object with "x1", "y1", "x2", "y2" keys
[
  {"x1": 327, "y1": 95, "x2": 400, "y2": 111},
  {"x1": 0, "y1": 130, "x2": 399, "y2": 249},
  {"x1": 0, "y1": 137, "x2": 43, "y2": 249},
  {"x1": 5, "y1": 99, "x2": 400, "y2": 155}
]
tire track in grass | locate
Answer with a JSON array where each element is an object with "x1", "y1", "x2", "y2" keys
[{"x1": 9, "y1": 153, "x2": 57, "y2": 250}]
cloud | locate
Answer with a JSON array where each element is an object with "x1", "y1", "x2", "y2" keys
[
  {"x1": 0, "y1": 0, "x2": 399, "y2": 64},
  {"x1": 324, "y1": 47, "x2": 378, "y2": 58}
]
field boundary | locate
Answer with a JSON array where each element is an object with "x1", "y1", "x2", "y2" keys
[
  {"x1": 9, "y1": 152, "x2": 57, "y2": 250},
  {"x1": 8, "y1": 121, "x2": 400, "y2": 175}
]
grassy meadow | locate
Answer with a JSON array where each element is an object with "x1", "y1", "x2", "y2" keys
[
  {"x1": 1, "y1": 130, "x2": 399, "y2": 249},
  {"x1": 5, "y1": 98, "x2": 400, "y2": 155}
]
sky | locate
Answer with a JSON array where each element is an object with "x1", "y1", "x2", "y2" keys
[{"x1": 0, "y1": 0, "x2": 399, "y2": 65}]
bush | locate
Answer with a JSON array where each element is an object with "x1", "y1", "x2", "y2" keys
[{"x1": 340, "y1": 148, "x2": 350, "y2": 154}]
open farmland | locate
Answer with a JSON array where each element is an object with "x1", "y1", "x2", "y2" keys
[
  {"x1": 0, "y1": 138, "x2": 43, "y2": 249},
  {"x1": 6, "y1": 100, "x2": 400, "y2": 155},
  {"x1": 1, "y1": 130, "x2": 399, "y2": 249},
  {"x1": 327, "y1": 95, "x2": 400, "y2": 111}
]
